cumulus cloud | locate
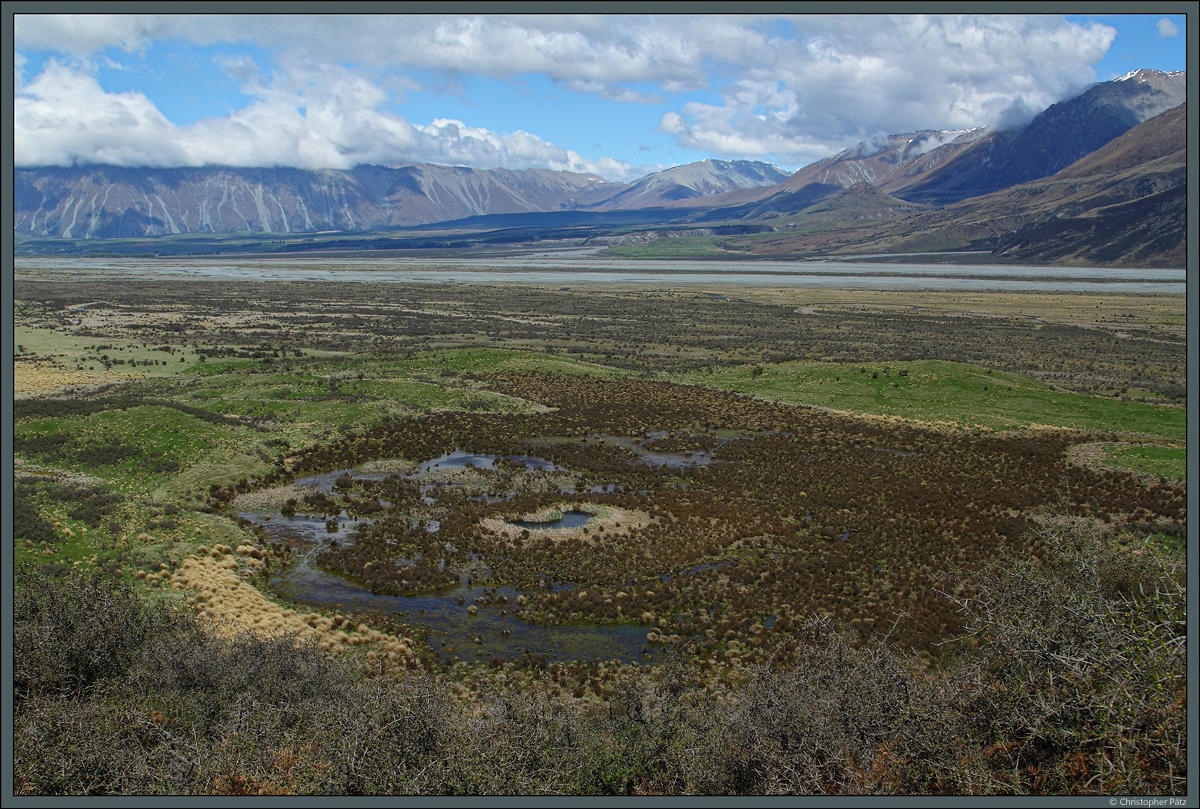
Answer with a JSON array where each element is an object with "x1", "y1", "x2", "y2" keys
[
  {"x1": 13, "y1": 13, "x2": 1122, "y2": 174},
  {"x1": 1156, "y1": 18, "x2": 1179, "y2": 38},
  {"x1": 14, "y1": 14, "x2": 764, "y2": 89},
  {"x1": 14, "y1": 60, "x2": 191, "y2": 167},
  {"x1": 13, "y1": 58, "x2": 651, "y2": 180},
  {"x1": 658, "y1": 15, "x2": 1115, "y2": 163}
]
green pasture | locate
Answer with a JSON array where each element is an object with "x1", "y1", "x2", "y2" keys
[
  {"x1": 603, "y1": 236, "x2": 730, "y2": 257},
  {"x1": 14, "y1": 404, "x2": 262, "y2": 492},
  {"x1": 14, "y1": 324, "x2": 200, "y2": 376},
  {"x1": 162, "y1": 351, "x2": 595, "y2": 439},
  {"x1": 1102, "y1": 444, "x2": 1186, "y2": 481},
  {"x1": 13, "y1": 348, "x2": 622, "y2": 503},
  {"x1": 674, "y1": 359, "x2": 1185, "y2": 440}
]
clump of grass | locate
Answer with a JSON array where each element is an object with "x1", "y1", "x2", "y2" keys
[
  {"x1": 14, "y1": 519, "x2": 1185, "y2": 795},
  {"x1": 168, "y1": 554, "x2": 416, "y2": 664}
]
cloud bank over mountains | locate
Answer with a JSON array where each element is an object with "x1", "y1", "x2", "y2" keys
[{"x1": 15, "y1": 14, "x2": 1121, "y2": 180}]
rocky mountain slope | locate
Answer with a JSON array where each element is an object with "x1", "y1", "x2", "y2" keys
[
  {"x1": 892, "y1": 68, "x2": 1186, "y2": 205},
  {"x1": 778, "y1": 182, "x2": 930, "y2": 226},
  {"x1": 13, "y1": 159, "x2": 787, "y2": 239},
  {"x1": 13, "y1": 163, "x2": 624, "y2": 238},
  {"x1": 573, "y1": 159, "x2": 790, "y2": 210},
  {"x1": 732, "y1": 102, "x2": 1187, "y2": 267},
  {"x1": 690, "y1": 69, "x2": 1185, "y2": 219}
]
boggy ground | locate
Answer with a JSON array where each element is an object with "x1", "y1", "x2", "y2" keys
[
  {"x1": 11, "y1": 273, "x2": 1188, "y2": 794},
  {"x1": 230, "y1": 371, "x2": 1185, "y2": 667}
]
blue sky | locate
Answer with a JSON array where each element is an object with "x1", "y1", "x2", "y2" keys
[{"x1": 13, "y1": 12, "x2": 1190, "y2": 181}]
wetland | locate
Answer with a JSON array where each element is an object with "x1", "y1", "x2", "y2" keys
[{"x1": 12, "y1": 256, "x2": 1188, "y2": 795}]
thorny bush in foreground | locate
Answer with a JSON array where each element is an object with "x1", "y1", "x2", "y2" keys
[{"x1": 12, "y1": 519, "x2": 1185, "y2": 795}]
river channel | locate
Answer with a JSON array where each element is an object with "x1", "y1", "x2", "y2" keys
[{"x1": 15, "y1": 253, "x2": 1186, "y2": 293}]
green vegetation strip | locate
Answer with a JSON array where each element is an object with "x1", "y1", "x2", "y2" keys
[
  {"x1": 675, "y1": 359, "x2": 1184, "y2": 439},
  {"x1": 1102, "y1": 445, "x2": 1186, "y2": 481}
]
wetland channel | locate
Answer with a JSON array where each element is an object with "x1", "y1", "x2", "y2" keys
[{"x1": 249, "y1": 449, "x2": 673, "y2": 664}]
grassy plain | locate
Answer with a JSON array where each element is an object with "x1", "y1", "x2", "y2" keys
[
  {"x1": 1101, "y1": 444, "x2": 1187, "y2": 481},
  {"x1": 11, "y1": 262, "x2": 1188, "y2": 795},
  {"x1": 675, "y1": 359, "x2": 1186, "y2": 439}
]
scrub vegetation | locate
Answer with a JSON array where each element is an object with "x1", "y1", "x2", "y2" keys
[{"x1": 12, "y1": 270, "x2": 1187, "y2": 795}]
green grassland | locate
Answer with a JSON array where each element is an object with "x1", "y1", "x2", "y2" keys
[
  {"x1": 14, "y1": 323, "x2": 202, "y2": 375},
  {"x1": 13, "y1": 346, "x2": 626, "y2": 546},
  {"x1": 602, "y1": 235, "x2": 732, "y2": 257},
  {"x1": 20, "y1": 343, "x2": 1180, "y2": 599},
  {"x1": 1102, "y1": 444, "x2": 1186, "y2": 481},
  {"x1": 12, "y1": 344, "x2": 640, "y2": 622},
  {"x1": 674, "y1": 359, "x2": 1185, "y2": 440},
  {"x1": 16, "y1": 348, "x2": 1183, "y2": 510}
]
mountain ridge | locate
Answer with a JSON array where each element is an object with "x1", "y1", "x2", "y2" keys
[{"x1": 12, "y1": 69, "x2": 1187, "y2": 269}]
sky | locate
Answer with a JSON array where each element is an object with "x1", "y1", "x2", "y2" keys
[{"x1": 11, "y1": 11, "x2": 1191, "y2": 182}]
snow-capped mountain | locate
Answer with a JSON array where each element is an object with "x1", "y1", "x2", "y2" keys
[
  {"x1": 11, "y1": 70, "x2": 1186, "y2": 242},
  {"x1": 571, "y1": 159, "x2": 791, "y2": 210}
]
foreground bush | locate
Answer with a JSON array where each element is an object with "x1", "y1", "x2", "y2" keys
[{"x1": 12, "y1": 520, "x2": 1185, "y2": 795}]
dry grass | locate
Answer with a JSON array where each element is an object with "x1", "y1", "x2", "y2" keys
[
  {"x1": 13, "y1": 459, "x2": 104, "y2": 486},
  {"x1": 169, "y1": 554, "x2": 416, "y2": 665},
  {"x1": 229, "y1": 484, "x2": 321, "y2": 512},
  {"x1": 480, "y1": 503, "x2": 650, "y2": 544},
  {"x1": 354, "y1": 458, "x2": 419, "y2": 475},
  {"x1": 14, "y1": 365, "x2": 143, "y2": 398}
]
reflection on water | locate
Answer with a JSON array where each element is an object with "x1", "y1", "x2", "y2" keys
[
  {"x1": 256, "y1": 452, "x2": 652, "y2": 663},
  {"x1": 416, "y1": 449, "x2": 559, "y2": 473},
  {"x1": 273, "y1": 556, "x2": 651, "y2": 663},
  {"x1": 267, "y1": 547, "x2": 651, "y2": 664},
  {"x1": 511, "y1": 510, "x2": 594, "y2": 530},
  {"x1": 529, "y1": 433, "x2": 719, "y2": 468}
]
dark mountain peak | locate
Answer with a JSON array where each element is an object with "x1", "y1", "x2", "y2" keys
[
  {"x1": 794, "y1": 181, "x2": 929, "y2": 223},
  {"x1": 893, "y1": 68, "x2": 1185, "y2": 206}
]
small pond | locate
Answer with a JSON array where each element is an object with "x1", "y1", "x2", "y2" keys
[
  {"x1": 510, "y1": 510, "x2": 594, "y2": 531},
  {"x1": 254, "y1": 452, "x2": 654, "y2": 663}
]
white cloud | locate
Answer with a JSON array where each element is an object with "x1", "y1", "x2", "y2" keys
[
  {"x1": 215, "y1": 53, "x2": 263, "y2": 86},
  {"x1": 13, "y1": 59, "x2": 652, "y2": 181},
  {"x1": 14, "y1": 14, "x2": 191, "y2": 55},
  {"x1": 993, "y1": 97, "x2": 1041, "y2": 133},
  {"x1": 659, "y1": 15, "x2": 1116, "y2": 163},
  {"x1": 561, "y1": 80, "x2": 664, "y2": 104},
  {"x1": 13, "y1": 14, "x2": 1123, "y2": 174},
  {"x1": 14, "y1": 60, "x2": 190, "y2": 166},
  {"x1": 13, "y1": 14, "x2": 765, "y2": 88},
  {"x1": 1156, "y1": 18, "x2": 1179, "y2": 38},
  {"x1": 14, "y1": 51, "x2": 27, "y2": 93}
]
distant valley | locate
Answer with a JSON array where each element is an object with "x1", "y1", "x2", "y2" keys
[{"x1": 14, "y1": 69, "x2": 1186, "y2": 268}]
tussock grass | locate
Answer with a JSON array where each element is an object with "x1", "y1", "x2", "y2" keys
[
  {"x1": 169, "y1": 554, "x2": 416, "y2": 663},
  {"x1": 14, "y1": 522, "x2": 1186, "y2": 795},
  {"x1": 230, "y1": 483, "x2": 321, "y2": 512},
  {"x1": 481, "y1": 504, "x2": 650, "y2": 544}
]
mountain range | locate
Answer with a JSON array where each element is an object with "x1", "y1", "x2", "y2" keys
[
  {"x1": 723, "y1": 100, "x2": 1185, "y2": 267},
  {"x1": 12, "y1": 69, "x2": 1187, "y2": 267}
]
